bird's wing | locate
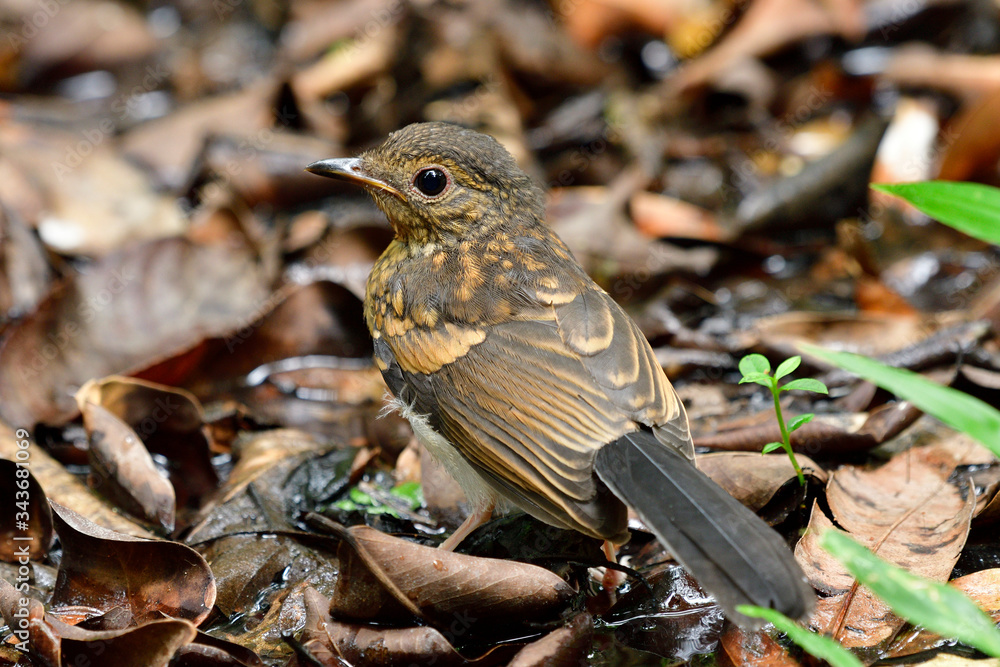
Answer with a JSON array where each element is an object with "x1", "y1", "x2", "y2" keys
[{"x1": 375, "y1": 284, "x2": 689, "y2": 540}]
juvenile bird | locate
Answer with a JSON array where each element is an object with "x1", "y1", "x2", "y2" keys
[{"x1": 306, "y1": 122, "x2": 814, "y2": 627}]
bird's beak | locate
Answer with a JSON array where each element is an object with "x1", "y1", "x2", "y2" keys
[{"x1": 305, "y1": 157, "x2": 404, "y2": 199}]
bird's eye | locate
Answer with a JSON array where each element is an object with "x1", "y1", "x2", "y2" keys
[{"x1": 413, "y1": 167, "x2": 448, "y2": 197}]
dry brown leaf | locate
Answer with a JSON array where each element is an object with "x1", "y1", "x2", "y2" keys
[
  {"x1": 45, "y1": 616, "x2": 197, "y2": 667},
  {"x1": 796, "y1": 440, "x2": 979, "y2": 649},
  {"x1": 939, "y1": 88, "x2": 1000, "y2": 182},
  {"x1": 298, "y1": 587, "x2": 472, "y2": 667},
  {"x1": 75, "y1": 376, "x2": 218, "y2": 514},
  {"x1": 325, "y1": 522, "x2": 575, "y2": 627},
  {"x1": 0, "y1": 237, "x2": 272, "y2": 427},
  {"x1": 0, "y1": 458, "x2": 53, "y2": 561},
  {"x1": 291, "y1": 25, "x2": 396, "y2": 103},
  {"x1": 50, "y1": 503, "x2": 216, "y2": 626},
  {"x1": 0, "y1": 425, "x2": 154, "y2": 539},
  {"x1": 507, "y1": 613, "x2": 593, "y2": 667},
  {"x1": 745, "y1": 311, "x2": 951, "y2": 358},
  {"x1": 697, "y1": 403, "x2": 922, "y2": 457},
  {"x1": 630, "y1": 191, "x2": 730, "y2": 242},
  {"x1": 77, "y1": 400, "x2": 176, "y2": 532},
  {"x1": 12, "y1": 0, "x2": 157, "y2": 75},
  {"x1": 547, "y1": 184, "x2": 718, "y2": 279}
]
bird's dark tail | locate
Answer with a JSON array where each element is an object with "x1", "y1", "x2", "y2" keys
[{"x1": 594, "y1": 431, "x2": 814, "y2": 627}]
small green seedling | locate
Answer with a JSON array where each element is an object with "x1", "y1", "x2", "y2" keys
[{"x1": 738, "y1": 355, "x2": 828, "y2": 485}]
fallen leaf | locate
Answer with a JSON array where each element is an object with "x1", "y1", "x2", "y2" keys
[
  {"x1": 0, "y1": 425, "x2": 154, "y2": 539},
  {"x1": 630, "y1": 190, "x2": 730, "y2": 242},
  {"x1": 122, "y1": 81, "x2": 280, "y2": 190},
  {"x1": 296, "y1": 587, "x2": 472, "y2": 667},
  {"x1": 75, "y1": 376, "x2": 218, "y2": 514},
  {"x1": 320, "y1": 521, "x2": 575, "y2": 627},
  {"x1": 46, "y1": 615, "x2": 197, "y2": 667},
  {"x1": 717, "y1": 622, "x2": 800, "y2": 667},
  {"x1": 50, "y1": 503, "x2": 216, "y2": 626},
  {"x1": 0, "y1": 237, "x2": 272, "y2": 427},
  {"x1": 507, "y1": 613, "x2": 593, "y2": 667},
  {"x1": 78, "y1": 400, "x2": 176, "y2": 532},
  {"x1": 796, "y1": 440, "x2": 978, "y2": 649}
]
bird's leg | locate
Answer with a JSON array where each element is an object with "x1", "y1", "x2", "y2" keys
[
  {"x1": 439, "y1": 501, "x2": 494, "y2": 550},
  {"x1": 601, "y1": 540, "x2": 625, "y2": 591}
]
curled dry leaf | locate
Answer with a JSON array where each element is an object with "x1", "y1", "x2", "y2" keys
[
  {"x1": 324, "y1": 522, "x2": 575, "y2": 627},
  {"x1": 44, "y1": 615, "x2": 197, "y2": 667},
  {"x1": 744, "y1": 310, "x2": 970, "y2": 362},
  {"x1": 0, "y1": 237, "x2": 272, "y2": 427},
  {"x1": 298, "y1": 587, "x2": 471, "y2": 667},
  {"x1": 174, "y1": 629, "x2": 266, "y2": 666},
  {"x1": 0, "y1": 425, "x2": 154, "y2": 539},
  {"x1": 76, "y1": 376, "x2": 218, "y2": 512},
  {"x1": 50, "y1": 503, "x2": 216, "y2": 626},
  {"x1": 795, "y1": 440, "x2": 979, "y2": 649},
  {"x1": 77, "y1": 400, "x2": 176, "y2": 533},
  {"x1": 0, "y1": 458, "x2": 54, "y2": 561},
  {"x1": 666, "y1": 0, "x2": 838, "y2": 94}
]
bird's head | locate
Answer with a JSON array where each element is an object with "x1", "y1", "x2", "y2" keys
[{"x1": 307, "y1": 122, "x2": 545, "y2": 244}]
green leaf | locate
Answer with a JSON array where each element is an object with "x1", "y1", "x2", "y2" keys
[
  {"x1": 739, "y1": 372, "x2": 773, "y2": 388},
  {"x1": 775, "y1": 356, "x2": 801, "y2": 380},
  {"x1": 787, "y1": 413, "x2": 814, "y2": 432},
  {"x1": 349, "y1": 487, "x2": 374, "y2": 505},
  {"x1": 391, "y1": 481, "x2": 424, "y2": 510},
  {"x1": 781, "y1": 378, "x2": 829, "y2": 394},
  {"x1": 739, "y1": 354, "x2": 771, "y2": 377},
  {"x1": 872, "y1": 181, "x2": 1000, "y2": 245},
  {"x1": 801, "y1": 344, "x2": 1000, "y2": 456},
  {"x1": 735, "y1": 605, "x2": 863, "y2": 667},
  {"x1": 761, "y1": 442, "x2": 784, "y2": 454},
  {"x1": 819, "y1": 530, "x2": 1000, "y2": 657}
]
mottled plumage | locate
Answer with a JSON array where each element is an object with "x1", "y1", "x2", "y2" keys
[{"x1": 306, "y1": 122, "x2": 813, "y2": 627}]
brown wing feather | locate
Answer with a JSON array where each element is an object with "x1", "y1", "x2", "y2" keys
[{"x1": 381, "y1": 278, "x2": 691, "y2": 540}]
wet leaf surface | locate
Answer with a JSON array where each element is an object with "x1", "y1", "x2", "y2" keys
[{"x1": 50, "y1": 503, "x2": 215, "y2": 626}]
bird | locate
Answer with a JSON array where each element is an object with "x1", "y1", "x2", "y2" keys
[{"x1": 306, "y1": 121, "x2": 814, "y2": 627}]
